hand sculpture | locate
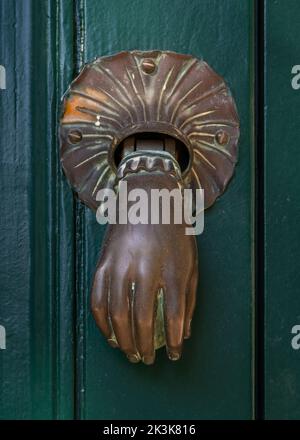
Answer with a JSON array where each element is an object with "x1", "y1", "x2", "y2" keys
[
  {"x1": 60, "y1": 50, "x2": 239, "y2": 366},
  {"x1": 91, "y1": 152, "x2": 198, "y2": 364}
]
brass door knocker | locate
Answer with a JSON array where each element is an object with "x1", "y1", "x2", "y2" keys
[{"x1": 60, "y1": 51, "x2": 239, "y2": 365}]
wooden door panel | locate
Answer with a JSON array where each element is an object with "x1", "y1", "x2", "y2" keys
[
  {"x1": 0, "y1": 0, "x2": 256, "y2": 420},
  {"x1": 75, "y1": 0, "x2": 255, "y2": 419},
  {"x1": 264, "y1": 0, "x2": 300, "y2": 420},
  {"x1": 0, "y1": 0, "x2": 75, "y2": 419}
]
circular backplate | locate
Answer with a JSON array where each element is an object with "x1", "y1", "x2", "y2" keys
[{"x1": 60, "y1": 50, "x2": 239, "y2": 210}]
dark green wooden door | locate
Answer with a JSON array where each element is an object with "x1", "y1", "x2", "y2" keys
[
  {"x1": 0, "y1": 0, "x2": 298, "y2": 420},
  {"x1": 0, "y1": 0, "x2": 254, "y2": 420},
  {"x1": 75, "y1": 0, "x2": 254, "y2": 420},
  {"x1": 264, "y1": 0, "x2": 300, "y2": 420},
  {"x1": 0, "y1": 0, "x2": 75, "y2": 419}
]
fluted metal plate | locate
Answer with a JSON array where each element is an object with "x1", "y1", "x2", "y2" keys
[{"x1": 60, "y1": 50, "x2": 239, "y2": 210}]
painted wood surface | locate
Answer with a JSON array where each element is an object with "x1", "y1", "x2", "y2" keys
[
  {"x1": 0, "y1": 0, "x2": 256, "y2": 420},
  {"x1": 75, "y1": 0, "x2": 255, "y2": 420},
  {"x1": 264, "y1": 0, "x2": 300, "y2": 420},
  {"x1": 0, "y1": 0, "x2": 75, "y2": 419}
]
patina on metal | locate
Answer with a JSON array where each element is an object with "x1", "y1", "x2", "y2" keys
[{"x1": 59, "y1": 50, "x2": 239, "y2": 365}]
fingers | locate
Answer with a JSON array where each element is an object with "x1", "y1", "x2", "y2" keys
[
  {"x1": 91, "y1": 265, "x2": 113, "y2": 342},
  {"x1": 91, "y1": 263, "x2": 159, "y2": 365},
  {"x1": 184, "y1": 265, "x2": 198, "y2": 339},
  {"x1": 91, "y1": 262, "x2": 198, "y2": 365},
  {"x1": 109, "y1": 274, "x2": 139, "y2": 362},
  {"x1": 133, "y1": 274, "x2": 158, "y2": 365},
  {"x1": 163, "y1": 275, "x2": 187, "y2": 361}
]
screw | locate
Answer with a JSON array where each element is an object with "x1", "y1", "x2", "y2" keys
[
  {"x1": 141, "y1": 58, "x2": 156, "y2": 74},
  {"x1": 68, "y1": 129, "x2": 82, "y2": 144},
  {"x1": 215, "y1": 130, "x2": 229, "y2": 145}
]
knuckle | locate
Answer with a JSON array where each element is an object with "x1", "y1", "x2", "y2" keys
[
  {"x1": 94, "y1": 268, "x2": 106, "y2": 284},
  {"x1": 135, "y1": 315, "x2": 152, "y2": 331},
  {"x1": 111, "y1": 312, "x2": 127, "y2": 327},
  {"x1": 166, "y1": 315, "x2": 181, "y2": 328},
  {"x1": 91, "y1": 303, "x2": 106, "y2": 315}
]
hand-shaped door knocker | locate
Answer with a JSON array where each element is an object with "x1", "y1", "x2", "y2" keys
[{"x1": 60, "y1": 51, "x2": 239, "y2": 364}]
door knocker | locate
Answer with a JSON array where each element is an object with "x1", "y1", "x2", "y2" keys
[{"x1": 59, "y1": 51, "x2": 239, "y2": 364}]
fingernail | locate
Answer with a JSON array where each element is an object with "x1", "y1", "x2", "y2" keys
[
  {"x1": 184, "y1": 329, "x2": 191, "y2": 339},
  {"x1": 142, "y1": 355, "x2": 155, "y2": 365},
  {"x1": 127, "y1": 353, "x2": 140, "y2": 363},
  {"x1": 108, "y1": 338, "x2": 118, "y2": 348},
  {"x1": 168, "y1": 351, "x2": 181, "y2": 361}
]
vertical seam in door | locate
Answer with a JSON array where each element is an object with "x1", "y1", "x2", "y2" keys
[
  {"x1": 254, "y1": 0, "x2": 265, "y2": 420},
  {"x1": 250, "y1": 0, "x2": 256, "y2": 421},
  {"x1": 74, "y1": 0, "x2": 86, "y2": 421},
  {"x1": 53, "y1": 0, "x2": 59, "y2": 419}
]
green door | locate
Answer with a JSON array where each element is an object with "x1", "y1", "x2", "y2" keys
[
  {"x1": 1, "y1": 0, "x2": 298, "y2": 421},
  {"x1": 0, "y1": 0, "x2": 75, "y2": 420},
  {"x1": 75, "y1": 0, "x2": 254, "y2": 420},
  {"x1": 264, "y1": 0, "x2": 300, "y2": 420}
]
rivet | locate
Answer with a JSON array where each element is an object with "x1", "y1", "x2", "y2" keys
[
  {"x1": 68, "y1": 129, "x2": 82, "y2": 144},
  {"x1": 215, "y1": 130, "x2": 229, "y2": 145},
  {"x1": 141, "y1": 58, "x2": 156, "y2": 75}
]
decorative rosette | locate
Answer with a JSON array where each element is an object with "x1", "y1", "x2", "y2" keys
[{"x1": 60, "y1": 51, "x2": 239, "y2": 210}]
